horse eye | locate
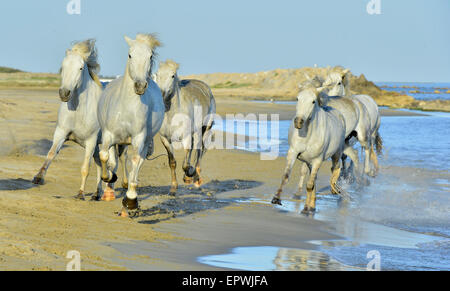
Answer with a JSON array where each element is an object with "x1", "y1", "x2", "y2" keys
[
  {"x1": 312, "y1": 101, "x2": 316, "y2": 104},
  {"x1": 172, "y1": 75, "x2": 175, "y2": 79},
  {"x1": 128, "y1": 54, "x2": 131, "y2": 59},
  {"x1": 80, "y1": 67, "x2": 83, "y2": 71}
]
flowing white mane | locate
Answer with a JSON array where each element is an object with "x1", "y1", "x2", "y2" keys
[
  {"x1": 135, "y1": 33, "x2": 161, "y2": 51},
  {"x1": 68, "y1": 39, "x2": 102, "y2": 87}
]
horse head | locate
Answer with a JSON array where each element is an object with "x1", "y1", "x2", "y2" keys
[
  {"x1": 155, "y1": 59, "x2": 179, "y2": 100},
  {"x1": 125, "y1": 34, "x2": 161, "y2": 95},
  {"x1": 294, "y1": 85, "x2": 325, "y2": 130},
  {"x1": 59, "y1": 39, "x2": 99, "y2": 102}
]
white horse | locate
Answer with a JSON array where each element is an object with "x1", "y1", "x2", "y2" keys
[
  {"x1": 295, "y1": 71, "x2": 372, "y2": 189},
  {"x1": 154, "y1": 60, "x2": 216, "y2": 195},
  {"x1": 32, "y1": 39, "x2": 104, "y2": 200},
  {"x1": 271, "y1": 85, "x2": 346, "y2": 215},
  {"x1": 320, "y1": 70, "x2": 382, "y2": 176},
  {"x1": 97, "y1": 34, "x2": 165, "y2": 217}
]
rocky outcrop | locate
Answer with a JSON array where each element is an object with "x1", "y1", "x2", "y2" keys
[{"x1": 184, "y1": 67, "x2": 450, "y2": 112}]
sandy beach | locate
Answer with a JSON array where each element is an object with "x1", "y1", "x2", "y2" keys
[{"x1": 0, "y1": 88, "x2": 445, "y2": 270}]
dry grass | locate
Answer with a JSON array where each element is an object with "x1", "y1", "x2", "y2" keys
[{"x1": 0, "y1": 72, "x2": 60, "y2": 88}]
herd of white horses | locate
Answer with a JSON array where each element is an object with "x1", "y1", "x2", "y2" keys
[{"x1": 31, "y1": 34, "x2": 382, "y2": 216}]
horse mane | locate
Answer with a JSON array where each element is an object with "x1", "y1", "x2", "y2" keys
[
  {"x1": 135, "y1": 33, "x2": 161, "y2": 73},
  {"x1": 159, "y1": 59, "x2": 180, "y2": 72},
  {"x1": 69, "y1": 39, "x2": 102, "y2": 88}
]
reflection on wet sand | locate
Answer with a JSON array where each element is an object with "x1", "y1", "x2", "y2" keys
[
  {"x1": 198, "y1": 246, "x2": 360, "y2": 271},
  {"x1": 273, "y1": 247, "x2": 360, "y2": 271}
]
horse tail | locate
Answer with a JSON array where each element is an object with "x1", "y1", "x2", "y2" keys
[{"x1": 375, "y1": 131, "x2": 383, "y2": 155}]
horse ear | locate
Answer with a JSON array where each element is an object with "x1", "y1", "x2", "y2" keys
[
  {"x1": 341, "y1": 69, "x2": 350, "y2": 77},
  {"x1": 316, "y1": 86, "x2": 326, "y2": 94},
  {"x1": 124, "y1": 35, "x2": 134, "y2": 46}
]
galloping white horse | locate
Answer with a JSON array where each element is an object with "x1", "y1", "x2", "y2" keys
[
  {"x1": 154, "y1": 60, "x2": 216, "y2": 195},
  {"x1": 32, "y1": 39, "x2": 104, "y2": 200},
  {"x1": 320, "y1": 70, "x2": 382, "y2": 176},
  {"x1": 271, "y1": 85, "x2": 346, "y2": 214},
  {"x1": 97, "y1": 34, "x2": 165, "y2": 217}
]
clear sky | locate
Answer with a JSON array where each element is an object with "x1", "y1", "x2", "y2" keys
[{"x1": 0, "y1": 0, "x2": 448, "y2": 82}]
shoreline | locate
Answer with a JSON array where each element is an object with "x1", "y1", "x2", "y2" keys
[{"x1": 0, "y1": 88, "x2": 448, "y2": 270}]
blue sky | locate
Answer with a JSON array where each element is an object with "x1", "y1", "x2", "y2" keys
[{"x1": 0, "y1": 0, "x2": 448, "y2": 82}]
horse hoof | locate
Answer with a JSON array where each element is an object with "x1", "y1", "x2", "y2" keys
[
  {"x1": 301, "y1": 207, "x2": 316, "y2": 215},
  {"x1": 32, "y1": 176, "x2": 44, "y2": 185},
  {"x1": 368, "y1": 171, "x2": 377, "y2": 178},
  {"x1": 183, "y1": 176, "x2": 193, "y2": 184},
  {"x1": 271, "y1": 197, "x2": 282, "y2": 205},
  {"x1": 101, "y1": 188, "x2": 115, "y2": 201},
  {"x1": 75, "y1": 191, "x2": 85, "y2": 200},
  {"x1": 91, "y1": 193, "x2": 101, "y2": 201},
  {"x1": 184, "y1": 166, "x2": 196, "y2": 178},
  {"x1": 169, "y1": 191, "x2": 177, "y2": 197},
  {"x1": 122, "y1": 196, "x2": 138, "y2": 210},
  {"x1": 119, "y1": 208, "x2": 141, "y2": 218},
  {"x1": 331, "y1": 187, "x2": 341, "y2": 195},
  {"x1": 194, "y1": 178, "x2": 203, "y2": 188},
  {"x1": 121, "y1": 197, "x2": 140, "y2": 218},
  {"x1": 122, "y1": 182, "x2": 128, "y2": 189}
]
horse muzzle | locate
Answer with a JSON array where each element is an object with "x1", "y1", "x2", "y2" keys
[
  {"x1": 294, "y1": 117, "x2": 304, "y2": 129},
  {"x1": 59, "y1": 88, "x2": 71, "y2": 102},
  {"x1": 134, "y1": 81, "x2": 148, "y2": 95}
]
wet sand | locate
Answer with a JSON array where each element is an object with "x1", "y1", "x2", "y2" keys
[{"x1": 0, "y1": 89, "x2": 433, "y2": 270}]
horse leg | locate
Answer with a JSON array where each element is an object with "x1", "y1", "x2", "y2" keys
[
  {"x1": 76, "y1": 136, "x2": 97, "y2": 200},
  {"x1": 192, "y1": 131, "x2": 204, "y2": 188},
  {"x1": 99, "y1": 131, "x2": 117, "y2": 184},
  {"x1": 302, "y1": 161, "x2": 321, "y2": 215},
  {"x1": 102, "y1": 146, "x2": 118, "y2": 201},
  {"x1": 90, "y1": 145, "x2": 103, "y2": 201},
  {"x1": 121, "y1": 133, "x2": 147, "y2": 218},
  {"x1": 32, "y1": 127, "x2": 68, "y2": 185},
  {"x1": 118, "y1": 145, "x2": 129, "y2": 189},
  {"x1": 193, "y1": 123, "x2": 214, "y2": 188},
  {"x1": 182, "y1": 135, "x2": 195, "y2": 184},
  {"x1": 271, "y1": 149, "x2": 298, "y2": 205},
  {"x1": 370, "y1": 146, "x2": 379, "y2": 176},
  {"x1": 343, "y1": 146, "x2": 360, "y2": 184},
  {"x1": 330, "y1": 154, "x2": 342, "y2": 195},
  {"x1": 340, "y1": 154, "x2": 348, "y2": 179},
  {"x1": 161, "y1": 135, "x2": 178, "y2": 196},
  {"x1": 362, "y1": 139, "x2": 375, "y2": 178},
  {"x1": 295, "y1": 162, "x2": 309, "y2": 197}
]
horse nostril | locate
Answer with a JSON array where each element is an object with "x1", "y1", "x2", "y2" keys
[
  {"x1": 134, "y1": 82, "x2": 148, "y2": 95},
  {"x1": 294, "y1": 117, "x2": 304, "y2": 129},
  {"x1": 59, "y1": 88, "x2": 71, "y2": 101}
]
